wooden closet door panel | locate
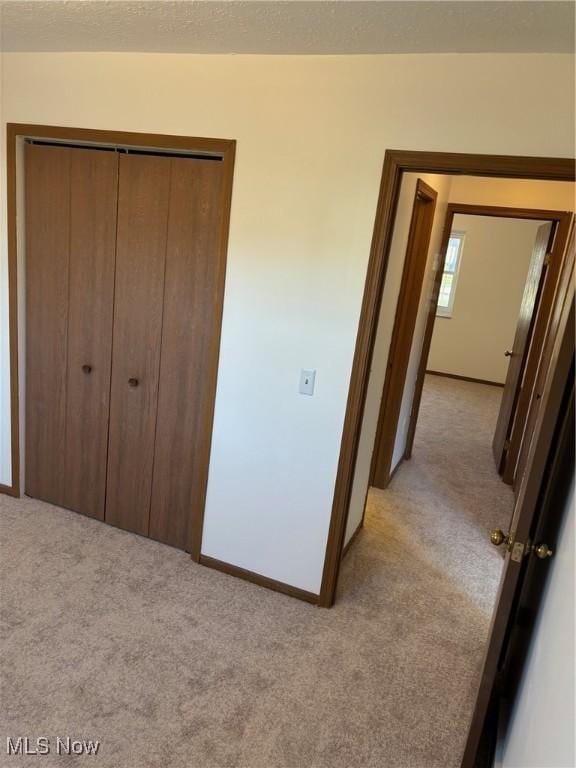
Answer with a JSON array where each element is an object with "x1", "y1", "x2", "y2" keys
[
  {"x1": 25, "y1": 144, "x2": 71, "y2": 503},
  {"x1": 63, "y1": 149, "x2": 119, "y2": 520},
  {"x1": 149, "y1": 158, "x2": 225, "y2": 551},
  {"x1": 105, "y1": 154, "x2": 171, "y2": 536}
]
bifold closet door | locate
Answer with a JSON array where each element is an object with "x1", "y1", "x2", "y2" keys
[
  {"x1": 105, "y1": 154, "x2": 171, "y2": 536},
  {"x1": 25, "y1": 144, "x2": 118, "y2": 518},
  {"x1": 26, "y1": 145, "x2": 70, "y2": 505},
  {"x1": 106, "y1": 153, "x2": 226, "y2": 550},
  {"x1": 149, "y1": 157, "x2": 226, "y2": 551},
  {"x1": 63, "y1": 149, "x2": 119, "y2": 518}
]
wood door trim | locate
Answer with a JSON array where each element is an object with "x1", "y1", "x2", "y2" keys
[
  {"x1": 0, "y1": 483, "x2": 18, "y2": 497},
  {"x1": 189, "y1": 144, "x2": 236, "y2": 561},
  {"x1": 369, "y1": 178, "x2": 437, "y2": 488},
  {"x1": 199, "y1": 555, "x2": 319, "y2": 604},
  {"x1": 5, "y1": 124, "x2": 235, "y2": 564},
  {"x1": 319, "y1": 151, "x2": 575, "y2": 610},
  {"x1": 341, "y1": 519, "x2": 363, "y2": 559}
]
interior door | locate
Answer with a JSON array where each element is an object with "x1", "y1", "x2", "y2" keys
[
  {"x1": 63, "y1": 148, "x2": 118, "y2": 519},
  {"x1": 503, "y1": 213, "x2": 573, "y2": 487},
  {"x1": 510, "y1": 216, "x2": 574, "y2": 491},
  {"x1": 492, "y1": 222, "x2": 552, "y2": 472},
  {"x1": 148, "y1": 157, "x2": 225, "y2": 552},
  {"x1": 461, "y1": 248, "x2": 574, "y2": 767},
  {"x1": 105, "y1": 154, "x2": 171, "y2": 536}
]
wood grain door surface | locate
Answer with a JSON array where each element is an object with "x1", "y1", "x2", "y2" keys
[
  {"x1": 26, "y1": 144, "x2": 118, "y2": 518},
  {"x1": 149, "y1": 157, "x2": 225, "y2": 551},
  {"x1": 26, "y1": 145, "x2": 227, "y2": 552},
  {"x1": 25, "y1": 144, "x2": 71, "y2": 505},
  {"x1": 63, "y1": 148, "x2": 119, "y2": 519},
  {"x1": 105, "y1": 154, "x2": 171, "y2": 537}
]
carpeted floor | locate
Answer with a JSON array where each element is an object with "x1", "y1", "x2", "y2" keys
[{"x1": 0, "y1": 375, "x2": 512, "y2": 768}]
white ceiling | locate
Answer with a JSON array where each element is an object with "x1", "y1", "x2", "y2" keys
[{"x1": 0, "y1": 1, "x2": 574, "y2": 54}]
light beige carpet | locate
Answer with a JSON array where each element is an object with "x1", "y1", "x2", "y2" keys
[{"x1": 0, "y1": 375, "x2": 512, "y2": 768}]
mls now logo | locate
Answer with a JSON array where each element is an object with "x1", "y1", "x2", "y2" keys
[{"x1": 6, "y1": 736, "x2": 100, "y2": 756}]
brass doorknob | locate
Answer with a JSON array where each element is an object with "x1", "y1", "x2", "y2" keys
[
  {"x1": 533, "y1": 543, "x2": 553, "y2": 559},
  {"x1": 128, "y1": 378, "x2": 139, "y2": 388},
  {"x1": 82, "y1": 364, "x2": 92, "y2": 374},
  {"x1": 504, "y1": 350, "x2": 513, "y2": 358},
  {"x1": 490, "y1": 529, "x2": 508, "y2": 546}
]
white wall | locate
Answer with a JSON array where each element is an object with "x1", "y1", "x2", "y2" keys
[
  {"x1": 428, "y1": 215, "x2": 543, "y2": 384},
  {"x1": 501, "y1": 477, "x2": 575, "y2": 768},
  {"x1": 1, "y1": 53, "x2": 575, "y2": 593}
]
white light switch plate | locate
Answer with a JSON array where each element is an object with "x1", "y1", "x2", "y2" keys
[{"x1": 299, "y1": 369, "x2": 316, "y2": 396}]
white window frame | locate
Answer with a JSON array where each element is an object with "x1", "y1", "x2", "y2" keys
[{"x1": 436, "y1": 231, "x2": 465, "y2": 318}]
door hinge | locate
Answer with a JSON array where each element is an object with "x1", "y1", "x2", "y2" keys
[
  {"x1": 544, "y1": 252, "x2": 552, "y2": 266},
  {"x1": 504, "y1": 439, "x2": 511, "y2": 451}
]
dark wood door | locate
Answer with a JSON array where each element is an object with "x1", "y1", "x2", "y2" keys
[
  {"x1": 105, "y1": 154, "x2": 171, "y2": 537},
  {"x1": 149, "y1": 158, "x2": 225, "y2": 551},
  {"x1": 511, "y1": 217, "x2": 574, "y2": 492},
  {"x1": 492, "y1": 223, "x2": 552, "y2": 471},
  {"x1": 461, "y1": 243, "x2": 574, "y2": 766},
  {"x1": 503, "y1": 213, "x2": 573, "y2": 487},
  {"x1": 63, "y1": 149, "x2": 118, "y2": 519},
  {"x1": 370, "y1": 179, "x2": 437, "y2": 489},
  {"x1": 25, "y1": 144, "x2": 71, "y2": 504}
]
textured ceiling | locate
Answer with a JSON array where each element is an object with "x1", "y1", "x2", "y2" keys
[{"x1": 0, "y1": 1, "x2": 574, "y2": 54}]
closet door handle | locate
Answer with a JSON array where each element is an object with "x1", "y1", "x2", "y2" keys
[
  {"x1": 82, "y1": 364, "x2": 92, "y2": 374},
  {"x1": 128, "y1": 378, "x2": 139, "y2": 388}
]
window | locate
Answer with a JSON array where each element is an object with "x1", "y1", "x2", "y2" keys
[{"x1": 436, "y1": 231, "x2": 465, "y2": 318}]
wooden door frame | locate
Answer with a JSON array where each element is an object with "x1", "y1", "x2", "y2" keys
[
  {"x1": 404, "y1": 203, "x2": 572, "y2": 472},
  {"x1": 3, "y1": 123, "x2": 236, "y2": 564},
  {"x1": 319, "y1": 150, "x2": 575, "y2": 610},
  {"x1": 369, "y1": 177, "x2": 438, "y2": 489}
]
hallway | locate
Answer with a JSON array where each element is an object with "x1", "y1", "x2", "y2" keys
[
  {"x1": 352, "y1": 374, "x2": 513, "y2": 616},
  {"x1": 335, "y1": 374, "x2": 514, "y2": 760}
]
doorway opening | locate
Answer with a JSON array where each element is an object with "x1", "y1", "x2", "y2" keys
[
  {"x1": 320, "y1": 151, "x2": 574, "y2": 767},
  {"x1": 370, "y1": 204, "x2": 571, "y2": 495}
]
